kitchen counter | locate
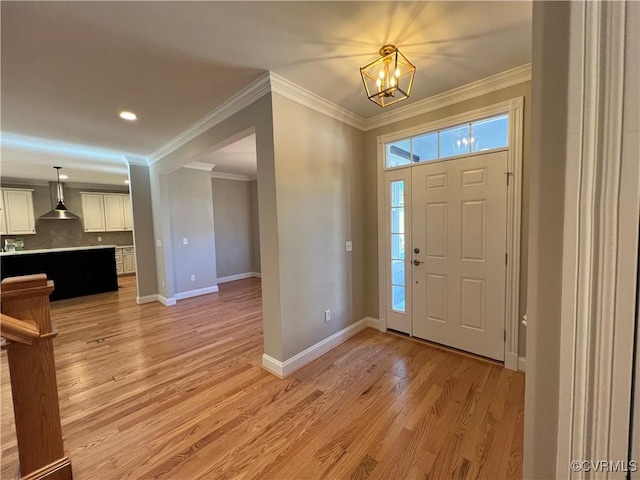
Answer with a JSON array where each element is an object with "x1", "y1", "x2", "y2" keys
[
  {"x1": 0, "y1": 245, "x2": 117, "y2": 256},
  {"x1": 1, "y1": 246, "x2": 119, "y2": 301}
]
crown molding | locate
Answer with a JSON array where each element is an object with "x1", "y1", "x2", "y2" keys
[
  {"x1": 361, "y1": 63, "x2": 531, "y2": 131},
  {"x1": 184, "y1": 162, "x2": 215, "y2": 172},
  {"x1": 148, "y1": 73, "x2": 271, "y2": 165},
  {"x1": 268, "y1": 72, "x2": 366, "y2": 130},
  {"x1": 210, "y1": 171, "x2": 253, "y2": 182},
  {"x1": 147, "y1": 64, "x2": 531, "y2": 165},
  {"x1": 124, "y1": 155, "x2": 148, "y2": 166}
]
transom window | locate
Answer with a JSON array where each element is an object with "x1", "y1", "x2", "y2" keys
[{"x1": 385, "y1": 114, "x2": 509, "y2": 168}]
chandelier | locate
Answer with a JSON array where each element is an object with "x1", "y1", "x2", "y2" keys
[{"x1": 360, "y1": 45, "x2": 416, "y2": 108}]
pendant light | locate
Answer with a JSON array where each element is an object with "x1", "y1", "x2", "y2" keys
[
  {"x1": 360, "y1": 45, "x2": 416, "y2": 107},
  {"x1": 40, "y1": 167, "x2": 80, "y2": 220}
]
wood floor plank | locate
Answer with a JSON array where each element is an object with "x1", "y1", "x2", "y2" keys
[{"x1": 1, "y1": 276, "x2": 524, "y2": 479}]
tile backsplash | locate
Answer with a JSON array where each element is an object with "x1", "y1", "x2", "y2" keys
[{"x1": 1, "y1": 219, "x2": 133, "y2": 250}]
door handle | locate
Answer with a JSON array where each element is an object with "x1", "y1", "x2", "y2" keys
[{"x1": 413, "y1": 259, "x2": 424, "y2": 266}]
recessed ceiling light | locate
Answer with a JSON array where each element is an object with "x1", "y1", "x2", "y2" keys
[
  {"x1": 59, "y1": 174, "x2": 69, "y2": 180},
  {"x1": 119, "y1": 111, "x2": 137, "y2": 121},
  {"x1": 124, "y1": 180, "x2": 130, "y2": 184}
]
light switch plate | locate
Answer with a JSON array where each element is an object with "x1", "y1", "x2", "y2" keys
[
  {"x1": 183, "y1": 238, "x2": 188, "y2": 245},
  {"x1": 156, "y1": 240, "x2": 162, "y2": 247},
  {"x1": 345, "y1": 241, "x2": 352, "y2": 252}
]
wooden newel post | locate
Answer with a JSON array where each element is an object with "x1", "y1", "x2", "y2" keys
[{"x1": 1, "y1": 275, "x2": 72, "y2": 480}]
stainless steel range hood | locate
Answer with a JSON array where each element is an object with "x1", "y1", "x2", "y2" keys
[{"x1": 40, "y1": 167, "x2": 80, "y2": 220}]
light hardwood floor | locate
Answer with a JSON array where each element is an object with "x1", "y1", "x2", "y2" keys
[{"x1": 1, "y1": 276, "x2": 524, "y2": 479}]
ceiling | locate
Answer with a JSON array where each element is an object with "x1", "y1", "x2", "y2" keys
[
  {"x1": 187, "y1": 134, "x2": 257, "y2": 178},
  {"x1": 1, "y1": 1, "x2": 532, "y2": 185}
]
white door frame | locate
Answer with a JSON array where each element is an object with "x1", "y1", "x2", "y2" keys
[{"x1": 376, "y1": 97, "x2": 525, "y2": 370}]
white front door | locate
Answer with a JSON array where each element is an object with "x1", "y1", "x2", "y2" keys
[{"x1": 411, "y1": 151, "x2": 507, "y2": 360}]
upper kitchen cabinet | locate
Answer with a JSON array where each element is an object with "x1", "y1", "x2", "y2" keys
[
  {"x1": 81, "y1": 193, "x2": 106, "y2": 232},
  {"x1": 80, "y1": 192, "x2": 133, "y2": 232},
  {"x1": 1, "y1": 188, "x2": 36, "y2": 235}
]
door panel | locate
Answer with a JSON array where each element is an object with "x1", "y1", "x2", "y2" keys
[{"x1": 411, "y1": 151, "x2": 507, "y2": 360}]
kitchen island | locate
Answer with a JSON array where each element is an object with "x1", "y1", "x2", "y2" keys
[{"x1": 0, "y1": 246, "x2": 118, "y2": 301}]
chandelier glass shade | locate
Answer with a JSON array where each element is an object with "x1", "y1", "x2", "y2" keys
[{"x1": 360, "y1": 45, "x2": 416, "y2": 108}]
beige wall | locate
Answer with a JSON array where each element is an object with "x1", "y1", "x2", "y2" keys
[
  {"x1": 211, "y1": 177, "x2": 253, "y2": 278},
  {"x1": 249, "y1": 180, "x2": 261, "y2": 273},
  {"x1": 271, "y1": 93, "x2": 365, "y2": 360},
  {"x1": 362, "y1": 81, "x2": 532, "y2": 356},
  {"x1": 128, "y1": 164, "x2": 158, "y2": 297},
  {"x1": 523, "y1": 2, "x2": 570, "y2": 477},
  {"x1": 168, "y1": 168, "x2": 218, "y2": 294}
]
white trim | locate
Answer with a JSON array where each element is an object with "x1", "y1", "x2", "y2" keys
[
  {"x1": 216, "y1": 272, "x2": 261, "y2": 284},
  {"x1": 147, "y1": 66, "x2": 532, "y2": 166},
  {"x1": 124, "y1": 156, "x2": 148, "y2": 166},
  {"x1": 376, "y1": 98, "x2": 524, "y2": 370},
  {"x1": 252, "y1": 272, "x2": 261, "y2": 279},
  {"x1": 269, "y1": 71, "x2": 365, "y2": 131},
  {"x1": 261, "y1": 318, "x2": 370, "y2": 377},
  {"x1": 136, "y1": 294, "x2": 159, "y2": 305},
  {"x1": 518, "y1": 356, "x2": 526, "y2": 373},
  {"x1": 365, "y1": 316, "x2": 385, "y2": 331},
  {"x1": 363, "y1": 64, "x2": 531, "y2": 131},
  {"x1": 158, "y1": 295, "x2": 176, "y2": 307},
  {"x1": 556, "y1": 2, "x2": 638, "y2": 476},
  {"x1": 505, "y1": 352, "x2": 519, "y2": 372},
  {"x1": 261, "y1": 354, "x2": 285, "y2": 378},
  {"x1": 210, "y1": 171, "x2": 253, "y2": 182},
  {"x1": 148, "y1": 74, "x2": 271, "y2": 164},
  {"x1": 174, "y1": 285, "x2": 219, "y2": 301},
  {"x1": 184, "y1": 162, "x2": 215, "y2": 172}
]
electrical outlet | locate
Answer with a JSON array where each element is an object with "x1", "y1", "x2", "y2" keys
[
  {"x1": 156, "y1": 239, "x2": 162, "y2": 247},
  {"x1": 161, "y1": 280, "x2": 165, "y2": 288},
  {"x1": 345, "y1": 241, "x2": 352, "y2": 252},
  {"x1": 97, "y1": 236, "x2": 102, "y2": 242},
  {"x1": 183, "y1": 238, "x2": 188, "y2": 245},
  {"x1": 324, "y1": 310, "x2": 331, "y2": 322},
  {"x1": 191, "y1": 274, "x2": 196, "y2": 282}
]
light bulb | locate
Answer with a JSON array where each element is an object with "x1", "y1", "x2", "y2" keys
[
  {"x1": 395, "y1": 68, "x2": 401, "y2": 77},
  {"x1": 390, "y1": 77, "x2": 396, "y2": 87},
  {"x1": 379, "y1": 70, "x2": 385, "y2": 79}
]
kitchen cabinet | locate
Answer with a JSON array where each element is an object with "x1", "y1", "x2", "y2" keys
[
  {"x1": 80, "y1": 193, "x2": 132, "y2": 232},
  {"x1": 1, "y1": 188, "x2": 36, "y2": 235},
  {"x1": 123, "y1": 195, "x2": 133, "y2": 230},
  {"x1": 0, "y1": 246, "x2": 118, "y2": 301},
  {"x1": 0, "y1": 191, "x2": 7, "y2": 235},
  {"x1": 115, "y1": 246, "x2": 136, "y2": 275},
  {"x1": 81, "y1": 193, "x2": 106, "y2": 232}
]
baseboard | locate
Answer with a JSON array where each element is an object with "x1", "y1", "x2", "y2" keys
[
  {"x1": 136, "y1": 294, "x2": 159, "y2": 305},
  {"x1": 262, "y1": 318, "x2": 370, "y2": 378},
  {"x1": 261, "y1": 354, "x2": 285, "y2": 378},
  {"x1": 365, "y1": 316, "x2": 385, "y2": 331},
  {"x1": 504, "y1": 352, "x2": 519, "y2": 371},
  {"x1": 175, "y1": 285, "x2": 219, "y2": 301},
  {"x1": 217, "y1": 272, "x2": 261, "y2": 284},
  {"x1": 158, "y1": 295, "x2": 176, "y2": 306},
  {"x1": 518, "y1": 356, "x2": 526, "y2": 372}
]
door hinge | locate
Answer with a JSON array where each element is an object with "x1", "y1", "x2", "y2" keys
[
  {"x1": 504, "y1": 330, "x2": 507, "y2": 342},
  {"x1": 505, "y1": 171, "x2": 513, "y2": 186},
  {"x1": 505, "y1": 253, "x2": 508, "y2": 265}
]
